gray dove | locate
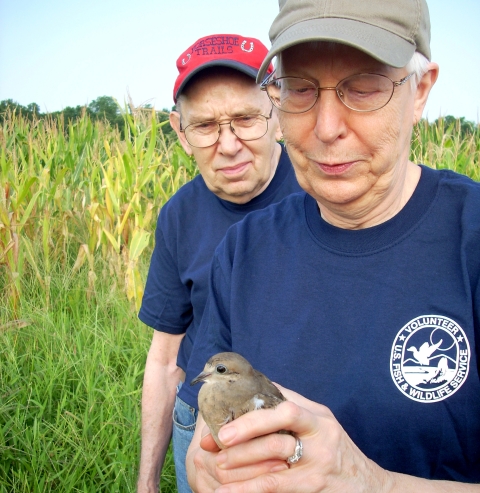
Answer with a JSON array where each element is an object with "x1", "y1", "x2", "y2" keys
[{"x1": 191, "y1": 352, "x2": 287, "y2": 449}]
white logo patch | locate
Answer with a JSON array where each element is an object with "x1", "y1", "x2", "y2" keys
[{"x1": 390, "y1": 315, "x2": 470, "y2": 403}]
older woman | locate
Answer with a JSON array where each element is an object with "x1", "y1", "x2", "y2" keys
[{"x1": 182, "y1": 0, "x2": 480, "y2": 491}]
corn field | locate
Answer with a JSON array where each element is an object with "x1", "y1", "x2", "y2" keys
[
  {"x1": 0, "y1": 109, "x2": 196, "y2": 317},
  {"x1": 0, "y1": 110, "x2": 478, "y2": 492},
  {"x1": 411, "y1": 117, "x2": 480, "y2": 181}
]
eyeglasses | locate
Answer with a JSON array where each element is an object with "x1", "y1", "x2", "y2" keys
[
  {"x1": 261, "y1": 72, "x2": 414, "y2": 114},
  {"x1": 179, "y1": 108, "x2": 273, "y2": 148}
]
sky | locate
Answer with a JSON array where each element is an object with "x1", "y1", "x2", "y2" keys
[{"x1": 1, "y1": 0, "x2": 479, "y2": 122}]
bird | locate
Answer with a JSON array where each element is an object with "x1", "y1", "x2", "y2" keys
[
  {"x1": 191, "y1": 352, "x2": 287, "y2": 449},
  {"x1": 407, "y1": 339, "x2": 443, "y2": 366}
]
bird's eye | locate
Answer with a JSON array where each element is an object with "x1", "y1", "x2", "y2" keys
[{"x1": 216, "y1": 364, "x2": 227, "y2": 374}]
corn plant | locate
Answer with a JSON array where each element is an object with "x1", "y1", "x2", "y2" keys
[
  {"x1": 411, "y1": 117, "x2": 480, "y2": 180},
  {"x1": 0, "y1": 108, "x2": 197, "y2": 317}
]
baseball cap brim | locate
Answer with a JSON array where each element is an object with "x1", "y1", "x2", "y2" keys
[
  {"x1": 257, "y1": 17, "x2": 416, "y2": 82},
  {"x1": 176, "y1": 60, "x2": 259, "y2": 101}
]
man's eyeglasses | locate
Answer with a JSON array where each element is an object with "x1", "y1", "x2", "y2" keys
[
  {"x1": 260, "y1": 73, "x2": 414, "y2": 114},
  {"x1": 180, "y1": 107, "x2": 273, "y2": 148}
]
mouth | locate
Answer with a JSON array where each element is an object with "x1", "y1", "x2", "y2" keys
[
  {"x1": 315, "y1": 161, "x2": 357, "y2": 175},
  {"x1": 190, "y1": 371, "x2": 212, "y2": 386},
  {"x1": 217, "y1": 162, "x2": 250, "y2": 176}
]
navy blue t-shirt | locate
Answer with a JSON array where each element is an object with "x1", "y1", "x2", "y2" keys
[
  {"x1": 138, "y1": 145, "x2": 301, "y2": 371},
  {"x1": 182, "y1": 165, "x2": 480, "y2": 481}
]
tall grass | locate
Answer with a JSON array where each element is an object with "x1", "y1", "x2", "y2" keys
[
  {"x1": 1, "y1": 110, "x2": 196, "y2": 492},
  {"x1": 0, "y1": 111, "x2": 478, "y2": 492},
  {"x1": 2, "y1": 268, "x2": 145, "y2": 492}
]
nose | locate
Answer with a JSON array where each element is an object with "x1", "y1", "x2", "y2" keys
[
  {"x1": 216, "y1": 122, "x2": 243, "y2": 156},
  {"x1": 312, "y1": 88, "x2": 348, "y2": 144}
]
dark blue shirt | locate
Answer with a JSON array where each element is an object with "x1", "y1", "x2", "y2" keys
[
  {"x1": 139, "y1": 145, "x2": 301, "y2": 371},
  {"x1": 182, "y1": 165, "x2": 480, "y2": 481}
]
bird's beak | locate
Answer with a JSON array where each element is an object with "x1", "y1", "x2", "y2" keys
[{"x1": 190, "y1": 371, "x2": 211, "y2": 386}]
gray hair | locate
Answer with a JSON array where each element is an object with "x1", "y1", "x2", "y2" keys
[
  {"x1": 174, "y1": 95, "x2": 184, "y2": 115},
  {"x1": 405, "y1": 51, "x2": 430, "y2": 86},
  {"x1": 275, "y1": 43, "x2": 430, "y2": 87}
]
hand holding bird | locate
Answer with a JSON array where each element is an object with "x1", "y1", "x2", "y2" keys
[{"x1": 191, "y1": 352, "x2": 287, "y2": 449}]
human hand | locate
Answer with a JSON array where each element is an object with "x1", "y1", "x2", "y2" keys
[
  {"x1": 202, "y1": 385, "x2": 393, "y2": 493},
  {"x1": 188, "y1": 418, "x2": 289, "y2": 493}
]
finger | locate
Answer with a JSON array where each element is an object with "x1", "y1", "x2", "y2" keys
[
  {"x1": 216, "y1": 432, "x2": 298, "y2": 469},
  {"x1": 215, "y1": 468, "x2": 304, "y2": 493},
  {"x1": 190, "y1": 445, "x2": 222, "y2": 492},
  {"x1": 217, "y1": 401, "x2": 323, "y2": 447},
  {"x1": 193, "y1": 440, "x2": 289, "y2": 489},
  {"x1": 201, "y1": 432, "x2": 221, "y2": 452},
  {"x1": 215, "y1": 459, "x2": 290, "y2": 486}
]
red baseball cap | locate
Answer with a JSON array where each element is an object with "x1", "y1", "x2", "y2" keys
[{"x1": 173, "y1": 34, "x2": 275, "y2": 102}]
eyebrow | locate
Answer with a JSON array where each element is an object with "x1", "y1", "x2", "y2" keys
[
  {"x1": 186, "y1": 106, "x2": 266, "y2": 124},
  {"x1": 282, "y1": 67, "x2": 394, "y2": 83}
]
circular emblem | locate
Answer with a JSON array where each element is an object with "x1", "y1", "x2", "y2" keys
[{"x1": 390, "y1": 315, "x2": 470, "y2": 403}]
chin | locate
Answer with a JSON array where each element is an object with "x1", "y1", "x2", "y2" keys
[{"x1": 308, "y1": 181, "x2": 368, "y2": 206}]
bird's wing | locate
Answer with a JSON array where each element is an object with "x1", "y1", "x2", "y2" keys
[
  {"x1": 425, "y1": 339, "x2": 443, "y2": 357},
  {"x1": 240, "y1": 392, "x2": 285, "y2": 415},
  {"x1": 253, "y1": 370, "x2": 287, "y2": 401},
  {"x1": 419, "y1": 342, "x2": 430, "y2": 354}
]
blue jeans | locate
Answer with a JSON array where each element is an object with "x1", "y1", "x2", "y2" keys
[{"x1": 172, "y1": 383, "x2": 198, "y2": 493}]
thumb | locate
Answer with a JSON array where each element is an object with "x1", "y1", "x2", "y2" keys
[
  {"x1": 200, "y1": 424, "x2": 221, "y2": 452},
  {"x1": 200, "y1": 433, "x2": 221, "y2": 452}
]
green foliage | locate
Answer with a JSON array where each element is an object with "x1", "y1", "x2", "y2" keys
[
  {"x1": 411, "y1": 116, "x2": 480, "y2": 180},
  {"x1": 0, "y1": 108, "x2": 197, "y2": 315},
  {"x1": 157, "y1": 108, "x2": 175, "y2": 141},
  {"x1": 0, "y1": 97, "x2": 177, "y2": 141},
  {"x1": 0, "y1": 99, "x2": 41, "y2": 121},
  {"x1": 0, "y1": 263, "x2": 177, "y2": 492},
  {"x1": 0, "y1": 109, "x2": 197, "y2": 492}
]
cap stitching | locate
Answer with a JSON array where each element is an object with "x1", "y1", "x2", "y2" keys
[
  {"x1": 277, "y1": 20, "x2": 415, "y2": 45},
  {"x1": 410, "y1": 0, "x2": 421, "y2": 43},
  {"x1": 322, "y1": 0, "x2": 329, "y2": 18}
]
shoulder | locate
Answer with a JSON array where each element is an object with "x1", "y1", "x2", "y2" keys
[
  {"x1": 424, "y1": 165, "x2": 480, "y2": 196},
  {"x1": 161, "y1": 174, "x2": 208, "y2": 213},
  {"x1": 221, "y1": 191, "x2": 307, "y2": 252},
  {"x1": 427, "y1": 166, "x2": 480, "y2": 217},
  {"x1": 156, "y1": 174, "x2": 218, "y2": 228},
  {"x1": 239, "y1": 191, "x2": 305, "y2": 228}
]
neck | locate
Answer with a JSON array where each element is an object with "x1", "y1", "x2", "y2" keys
[
  {"x1": 254, "y1": 141, "x2": 282, "y2": 197},
  {"x1": 317, "y1": 161, "x2": 421, "y2": 230}
]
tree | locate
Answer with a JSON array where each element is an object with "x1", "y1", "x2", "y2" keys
[
  {"x1": 0, "y1": 99, "x2": 42, "y2": 122},
  {"x1": 433, "y1": 115, "x2": 477, "y2": 138}
]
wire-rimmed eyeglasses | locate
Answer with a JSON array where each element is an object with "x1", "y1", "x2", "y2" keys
[
  {"x1": 180, "y1": 107, "x2": 273, "y2": 148},
  {"x1": 260, "y1": 72, "x2": 415, "y2": 114}
]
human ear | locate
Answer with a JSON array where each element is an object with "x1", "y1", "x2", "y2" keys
[
  {"x1": 170, "y1": 111, "x2": 193, "y2": 155},
  {"x1": 413, "y1": 62, "x2": 439, "y2": 124},
  {"x1": 270, "y1": 109, "x2": 284, "y2": 141}
]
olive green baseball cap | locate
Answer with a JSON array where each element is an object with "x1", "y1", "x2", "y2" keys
[{"x1": 257, "y1": 0, "x2": 431, "y2": 81}]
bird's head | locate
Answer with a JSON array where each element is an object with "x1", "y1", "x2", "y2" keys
[{"x1": 190, "y1": 352, "x2": 253, "y2": 386}]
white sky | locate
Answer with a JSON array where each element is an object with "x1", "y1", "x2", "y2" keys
[{"x1": 1, "y1": 0, "x2": 479, "y2": 122}]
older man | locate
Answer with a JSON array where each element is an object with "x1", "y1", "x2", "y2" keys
[
  {"x1": 184, "y1": 1, "x2": 480, "y2": 491},
  {"x1": 136, "y1": 34, "x2": 300, "y2": 493}
]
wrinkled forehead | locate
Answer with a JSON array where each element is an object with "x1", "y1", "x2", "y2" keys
[
  {"x1": 179, "y1": 69, "x2": 271, "y2": 119},
  {"x1": 179, "y1": 67, "x2": 256, "y2": 101}
]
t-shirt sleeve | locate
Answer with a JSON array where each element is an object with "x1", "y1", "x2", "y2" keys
[{"x1": 138, "y1": 215, "x2": 192, "y2": 334}]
